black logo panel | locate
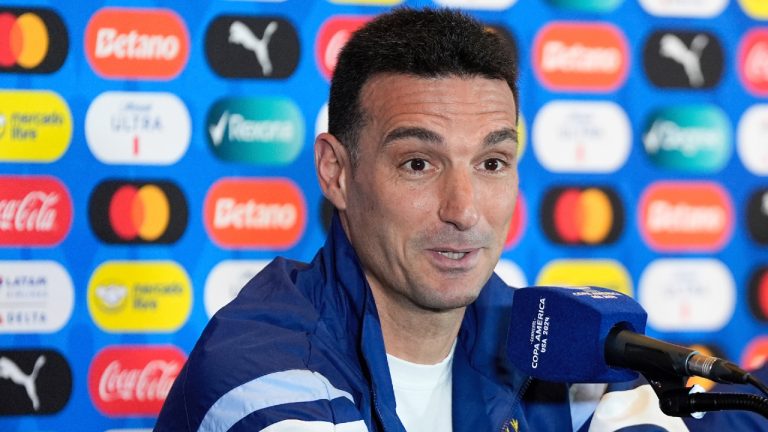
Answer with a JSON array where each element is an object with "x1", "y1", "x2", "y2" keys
[
  {"x1": 747, "y1": 188, "x2": 768, "y2": 245},
  {"x1": 0, "y1": 7, "x2": 68, "y2": 74},
  {"x1": 0, "y1": 349, "x2": 72, "y2": 415},
  {"x1": 643, "y1": 30, "x2": 723, "y2": 89}
]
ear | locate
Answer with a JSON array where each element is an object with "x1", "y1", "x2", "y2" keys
[{"x1": 315, "y1": 132, "x2": 350, "y2": 211}]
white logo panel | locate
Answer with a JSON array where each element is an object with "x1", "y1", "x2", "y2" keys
[
  {"x1": 204, "y1": 260, "x2": 271, "y2": 318},
  {"x1": 0, "y1": 261, "x2": 74, "y2": 333},
  {"x1": 639, "y1": 0, "x2": 727, "y2": 17},
  {"x1": 738, "y1": 104, "x2": 768, "y2": 175},
  {"x1": 495, "y1": 259, "x2": 527, "y2": 288}
]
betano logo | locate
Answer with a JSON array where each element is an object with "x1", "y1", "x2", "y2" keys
[
  {"x1": 536, "y1": 259, "x2": 633, "y2": 297},
  {"x1": 0, "y1": 176, "x2": 72, "y2": 247},
  {"x1": 738, "y1": 104, "x2": 768, "y2": 175},
  {"x1": 738, "y1": 0, "x2": 768, "y2": 19},
  {"x1": 642, "y1": 105, "x2": 731, "y2": 173},
  {"x1": 204, "y1": 178, "x2": 307, "y2": 249},
  {"x1": 204, "y1": 260, "x2": 270, "y2": 318},
  {"x1": 207, "y1": 97, "x2": 304, "y2": 165},
  {"x1": 88, "y1": 180, "x2": 187, "y2": 244},
  {"x1": 638, "y1": 181, "x2": 733, "y2": 252},
  {"x1": 533, "y1": 101, "x2": 630, "y2": 173},
  {"x1": 87, "y1": 261, "x2": 192, "y2": 332},
  {"x1": 739, "y1": 29, "x2": 768, "y2": 96},
  {"x1": 316, "y1": 16, "x2": 371, "y2": 80},
  {"x1": 0, "y1": 8, "x2": 67, "y2": 73},
  {"x1": 84, "y1": 7, "x2": 189, "y2": 80},
  {"x1": 742, "y1": 336, "x2": 768, "y2": 370},
  {"x1": 0, "y1": 90, "x2": 72, "y2": 162},
  {"x1": 0, "y1": 261, "x2": 74, "y2": 333},
  {"x1": 540, "y1": 186, "x2": 623, "y2": 245},
  {"x1": 533, "y1": 22, "x2": 629, "y2": 92},
  {"x1": 639, "y1": 0, "x2": 727, "y2": 17},
  {"x1": 748, "y1": 266, "x2": 768, "y2": 322},
  {"x1": 638, "y1": 258, "x2": 735, "y2": 331}
]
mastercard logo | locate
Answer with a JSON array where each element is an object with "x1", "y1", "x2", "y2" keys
[
  {"x1": 748, "y1": 266, "x2": 768, "y2": 322},
  {"x1": 88, "y1": 180, "x2": 187, "y2": 244},
  {"x1": 541, "y1": 186, "x2": 623, "y2": 245},
  {"x1": 0, "y1": 8, "x2": 67, "y2": 73}
]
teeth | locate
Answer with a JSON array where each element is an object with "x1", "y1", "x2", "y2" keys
[{"x1": 438, "y1": 251, "x2": 466, "y2": 260}]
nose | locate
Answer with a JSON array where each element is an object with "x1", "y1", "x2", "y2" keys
[{"x1": 438, "y1": 168, "x2": 480, "y2": 231}]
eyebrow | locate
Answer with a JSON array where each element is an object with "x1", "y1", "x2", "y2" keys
[{"x1": 381, "y1": 126, "x2": 518, "y2": 149}]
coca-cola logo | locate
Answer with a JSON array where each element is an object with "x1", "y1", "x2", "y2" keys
[
  {"x1": 0, "y1": 176, "x2": 73, "y2": 246},
  {"x1": 88, "y1": 345, "x2": 185, "y2": 416},
  {"x1": 739, "y1": 29, "x2": 768, "y2": 95}
]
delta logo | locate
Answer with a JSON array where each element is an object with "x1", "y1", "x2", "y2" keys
[
  {"x1": 87, "y1": 261, "x2": 192, "y2": 332},
  {"x1": 638, "y1": 181, "x2": 734, "y2": 252},
  {"x1": 204, "y1": 178, "x2": 307, "y2": 249},
  {"x1": 0, "y1": 90, "x2": 72, "y2": 162},
  {"x1": 0, "y1": 7, "x2": 67, "y2": 74},
  {"x1": 738, "y1": 104, "x2": 768, "y2": 176},
  {"x1": 541, "y1": 186, "x2": 623, "y2": 245},
  {"x1": 88, "y1": 345, "x2": 185, "y2": 417},
  {"x1": 0, "y1": 261, "x2": 74, "y2": 333},
  {"x1": 739, "y1": 29, "x2": 768, "y2": 96},
  {"x1": 0, "y1": 349, "x2": 72, "y2": 415},
  {"x1": 84, "y1": 7, "x2": 189, "y2": 80},
  {"x1": 315, "y1": 16, "x2": 371, "y2": 80},
  {"x1": 748, "y1": 266, "x2": 768, "y2": 322},
  {"x1": 536, "y1": 259, "x2": 633, "y2": 297},
  {"x1": 0, "y1": 176, "x2": 72, "y2": 247},
  {"x1": 88, "y1": 180, "x2": 188, "y2": 244},
  {"x1": 533, "y1": 22, "x2": 629, "y2": 92}
]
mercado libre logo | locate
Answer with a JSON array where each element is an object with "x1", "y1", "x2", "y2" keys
[
  {"x1": 739, "y1": 29, "x2": 768, "y2": 96},
  {"x1": 88, "y1": 345, "x2": 185, "y2": 417},
  {"x1": 0, "y1": 90, "x2": 72, "y2": 163},
  {"x1": 88, "y1": 180, "x2": 188, "y2": 244},
  {"x1": 0, "y1": 7, "x2": 67, "y2": 74},
  {"x1": 84, "y1": 7, "x2": 190, "y2": 80},
  {"x1": 748, "y1": 266, "x2": 768, "y2": 322},
  {"x1": 315, "y1": 15, "x2": 371, "y2": 80},
  {"x1": 204, "y1": 178, "x2": 307, "y2": 249},
  {"x1": 0, "y1": 349, "x2": 72, "y2": 415},
  {"x1": 638, "y1": 181, "x2": 734, "y2": 252},
  {"x1": 533, "y1": 21, "x2": 629, "y2": 92},
  {"x1": 0, "y1": 176, "x2": 72, "y2": 247},
  {"x1": 536, "y1": 259, "x2": 633, "y2": 297},
  {"x1": 540, "y1": 186, "x2": 623, "y2": 245},
  {"x1": 87, "y1": 261, "x2": 192, "y2": 332},
  {"x1": 206, "y1": 97, "x2": 304, "y2": 165}
]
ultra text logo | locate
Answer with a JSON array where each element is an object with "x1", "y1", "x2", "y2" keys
[
  {"x1": 739, "y1": 29, "x2": 768, "y2": 96},
  {"x1": 0, "y1": 176, "x2": 72, "y2": 247},
  {"x1": 536, "y1": 259, "x2": 633, "y2": 297},
  {"x1": 0, "y1": 8, "x2": 67, "y2": 73},
  {"x1": 643, "y1": 30, "x2": 723, "y2": 89},
  {"x1": 316, "y1": 16, "x2": 371, "y2": 80},
  {"x1": 0, "y1": 90, "x2": 72, "y2": 162},
  {"x1": 0, "y1": 349, "x2": 71, "y2": 415},
  {"x1": 0, "y1": 261, "x2": 74, "y2": 333},
  {"x1": 541, "y1": 186, "x2": 623, "y2": 245}
]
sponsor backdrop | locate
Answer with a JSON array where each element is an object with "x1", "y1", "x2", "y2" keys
[{"x1": 0, "y1": 0, "x2": 766, "y2": 429}]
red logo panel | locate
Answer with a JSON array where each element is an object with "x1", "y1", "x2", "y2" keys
[
  {"x1": 315, "y1": 16, "x2": 371, "y2": 80},
  {"x1": 739, "y1": 29, "x2": 768, "y2": 96},
  {"x1": 0, "y1": 176, "x2": 72, "y2": 246}
]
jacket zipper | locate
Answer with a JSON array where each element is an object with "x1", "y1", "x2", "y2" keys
[{"x1": 498, "y1": 376, "x2": 534, "y2": 432}]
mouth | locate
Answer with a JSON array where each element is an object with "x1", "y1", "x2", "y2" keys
[
  {"x1": 437, "y1": 250, "x2": 469, "y2": 260},
  {"x1": 428, "y1": 247, "x2": 482, "y2": 270}
]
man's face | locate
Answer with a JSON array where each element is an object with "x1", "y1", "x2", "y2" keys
[{"x1": 339, "y1": 74, "x2": 519, "y2": 313}]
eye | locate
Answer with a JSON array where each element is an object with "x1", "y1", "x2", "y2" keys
[
  {"x1": 404, "y1": 158, "x2": 429, "y2": 172},
  {"x1": 482, "y1": 158, "x2": 505, "y2": 172}
]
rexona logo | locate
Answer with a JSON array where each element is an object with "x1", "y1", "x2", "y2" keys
[
  {"x1": 88, "y1": 180, "x2": 187, "y2": 244},
  {"x1": 642, "y1": 105, "x2": 731, "y2": 173},
  {"x1": 541, "y1": 186, "x2": 623, "y2": 245},
  {"x1": 638, "y1": 181, "x2": 733, "y2": 252},
  {"x1": 748, "y1": 189, "x2": 768, "y2": 245},
  {"x1": 84, "y1": 7, "x2": 189, "y2": 80},
  {"x1": 0, "y1": 261, "x2": 74, "y2": 333},
  {"x1": 206, "y1": 97, "x2": 304, "y2": 165},
  {"x1": 204, "y1": 260, "x2": 270, "y2": 318},
  {"x1": 204, "y1": 178, "x2": 307, "y2": 249},
  {"x1": 0, "y1": 176, "x2": 72, "y2": 247},
  {"x1": 205, "y1": 16, "x2": 299, "y2": 79},
  {"x1": 533, "y1": 101, "x2": 630, "y2": 173},
  {"x1": 433, "y1": 0, "x2": 518, "y2": 9},
  {"x1": 643, "y1": 30, "x2": 723, "y2": 89},
  {"x1": 739, "y1": 0, "x2": 768, "y2": 19},
  {"x1": 748, "y1": 266, "x2": 768, "y2": 322},
  {"x1": 0, "y1": 90, "x2": 72, "y2": 162},
  {"x1": 88, "y1": 345, "x2": 185, "y2": 417},
  {"x1": 0, "y1": 349, "x2": 71, "y2": 415},
  {"x1": 533, "y1": 22, "x2": 629, "y2": 92},
  {"x1": 546, "y1": 0, "x2": 622, "y2": 12},
  {"x1": 85, "y1": 91, "x2": 191, "y2": 165},
  {"x1": 536, "y1": 259, "x2": 633, "y2": 297},
  {"x1": 742, "y1": 336, "x2": 768, "y2": 370},
  {"x1": 738, "y1": 104, "x2": 768, "y2": 175},
  {"x1": 0, "y1": 8, "x2": 67, "y2": 73},
  {"x1": 638, "y1": 258, "x2": 735, "y2": 331},
  {"x1": 87, "y1": 261, "x2": 192, "y2": 332},
  {"x1": 739, "y1": 29, "x2": 768, "y2": 96},
  {"x1": 316, "y1": 16, "x2": 371, "y2": 80},
  {"x1": 639, "y1": 0, "x2": 727, "y2": 17}
]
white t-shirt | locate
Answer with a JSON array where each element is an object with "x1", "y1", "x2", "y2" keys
[{"x1": 386, "y1": 344, "x2": 455, "y2": 432}]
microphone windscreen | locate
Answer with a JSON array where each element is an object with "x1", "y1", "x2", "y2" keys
[{"x1": 507, "y1": 286, "x2": 647, "y2": 383}]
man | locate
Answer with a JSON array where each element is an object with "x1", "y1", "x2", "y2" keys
[{"x1": 155, "y1": 7, "x2": 677, "y2": 432}]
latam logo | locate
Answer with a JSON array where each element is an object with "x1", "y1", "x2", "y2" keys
[
  {"x1": 643, "y1": 30, "x2": 723, "y2": 89},
  {"x1": 494, "y1": 259, "x2": 527, "y2": 288},
  {"x1": 533, "y1": 22, "x2": 629, "y2": 92},
  {"x1": 88, "y1": 180, "x2": 188, "y2": 244},
  {"x1": 0, "y1": 90, "x2": 72, "y2": 162},
  {"x1": 642, "y1": 105, "x2": 732, "y2": 173},
  {"x1": 742, "y1": 336, "x2": 768, "y2": 370},
  {"x1": 738, "y1": 104, "x2": 768, "y2": 175},
  {"x1": 639, "y1": 0, "x2": 727, "y2": 17},
  {"x1": 433, "y1": 0, "x2": 517, "y2": 9},
  {"x1": 84, "y1": 7, "x2": 190, "y2": 80},
  {"x1": 0, "y1": 349, "x2": 71, "y2": 415},
  {"x1": 546, "y1": 0, "x2": 622, "y2": 12},
  {"x1": 0, "y1": 8, "x2": 67, "y2": 73},
  {"x1": 204, "y1": 260, "x2": 270, "y2": 318},
  {"x1": 739, "y1": 29, "x2": 768, "y2": 96},
  {"x1": 536, "y1": 259, "x2": 633, "y2": 297},
  {"x1": 85, "y1": 92, "x2": 191, "y2": 165},
  {"x1": 87, "y1": 261, "x2": 192, "y2": 332},
  {"x1": 748, "y1": 189, "x2": 768, "y2": 245},
  {"x1": 0, "y1": 261, "x2": 74, "y2": 333},
  {"x1": 638, "y1": 258, "x2": 735, "y2": 331},
  {"x1": 205, "y1": 16, "x2": 299, "y2": 79},
  {"x1": 532, "y1": 101, "x2": 630, "y2": 173},
  {"x1": 88, "y1": 345, "x2": 185, "y2": 417},
  {"x1": 204, "y1": 178, "x2": 307, "y2": 249},
  {"x1": 638, "y1": 181, "x2": 734, "y2": 252},
  {"x1": 541, "y1": 186, "x2": 623, "y2": 245},
  {"x1": 504, "y1": 193, "x2": 526, "y2": 249},
  {"x1": 748, "y1": 266, "x2": 768, "y2": 322},
  {"x1": 739, "y1": 0, "x2": 768, "y2": 19},
  {"x1": 315, "y1": 16, "x2": 371, "y2": 80},
  {"x1": 0, "y1": 176, "x2": 72, "y2": 247},
  {"x1": 207, "y1": 97, "x2": 304, "y2": 165}
]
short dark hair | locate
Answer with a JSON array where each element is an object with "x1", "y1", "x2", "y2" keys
[{"x1": 328, "y1": 7, "x2": 519, "y2": 164}]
